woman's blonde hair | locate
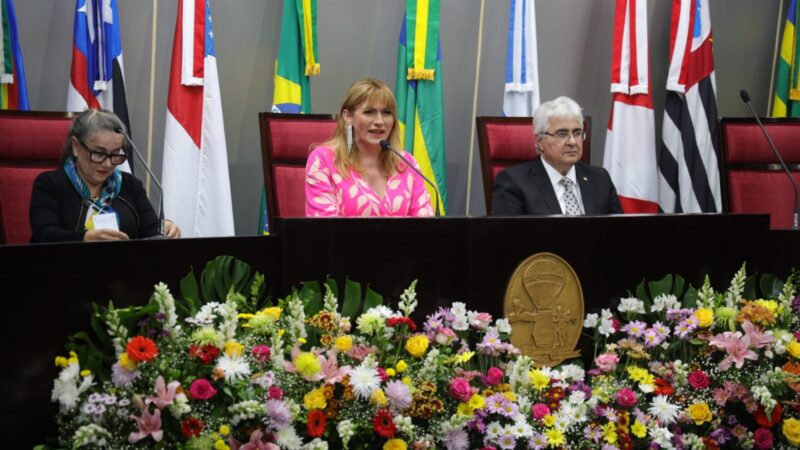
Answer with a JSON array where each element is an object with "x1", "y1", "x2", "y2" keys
[{"x1": 321, "y1": 78, "x2": 403, "y2": 177}]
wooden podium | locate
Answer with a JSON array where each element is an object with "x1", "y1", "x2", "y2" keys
[{"x1": 2, "y1": 214, "x2": 798, "y2": 447}]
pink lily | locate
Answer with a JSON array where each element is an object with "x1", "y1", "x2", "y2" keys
[
  {"x1": 128, "y1": 407, "x2": 163, "y2": 443},
  {"x1": 741, "y1": 320, "x2": 775, "y2": 349},
  {"x1": 708, "y1": 331, "x2": 758, "y2": 370},
  {"x1": 146, "y1": 375, "x2": 180, "y2": 409},
  {"x1": 283, "y1": 347, "x2": 325, "y2": 382},
  {"x1": 238, "y1": 430, "x2": 280, "y2": 450},
  {"x1": 320, "y1": 350, "x2": 351, "y2": 384}
]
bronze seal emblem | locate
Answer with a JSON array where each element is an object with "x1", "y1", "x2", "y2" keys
[{"x1": 504, "y1": 252, "x2": 582, "y2": 367}]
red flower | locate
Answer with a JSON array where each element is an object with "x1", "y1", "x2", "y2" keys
[
  {"x1": 687, "y1": 370, "x2": 710, "y2": 390},
  {"x1": 653, "y1": 378, "x2": 675, "y2": 396},
  {"x1": 126, "y1": 336, "x2": 159, "y2": 362},
  {"x1": 386, "y1": 316, "x2": 417, "y2": 332},
  {"x1": 702, "y1": 436, "x2": 720, "y2": 450},
  {"x1": 306, "y1": 410, "x2": 327, "y2": 438},
  {"x1": 372, "y1": 409, "x2": 397, "y2": 438},
  {"x1": 753, "y1": 403, "x2": 782, "y2": 428},
  {"x1": 180, "y1": 416, "x2": 205, "y2": 437},
  {"x1": 189, "y1": 344, "x2": 220, "y2": 364},
  {"x1": 543, "y1": 387, "x2": 565, "y2": 409},
  {"x1": 189, "y1": 378, "x2": 217, "y2": 400},
  {"x1": 753, "y1": 427, "x2": 774, "y2": 449}
]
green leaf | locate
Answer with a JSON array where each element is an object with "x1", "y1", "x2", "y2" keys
[
  {"x1": 673, "y1": 274, "x2": 686, "y2": 298},
  {"x1": 325, "y1": 278, "x2": 339, "y2": 300},
  {"x1": 759, "y1": 274, "x2": 783, "y2": 298},
  {"x1": 362, "y1": 286, "x2": 383, "y2": 313},
  {"x1": 179, "y1": 266, "x2": 200, "y2": 313},
  {"x1": 743, "y1": 274, "x2": 758, "y2": 300},
  {"x1": 648, "y1": 274, "x2": 674, "y2": 299},
  {"x1": 634, "y1": 279, "x2": 648, "y2": 303},
  {"x1": 300, "y1": 281, "x2": 323, "y2": 317},
  {"x1": 683, "y1": 285, "x2": 699, "y2": 308},
  {"x1": 342, "y1": 278, "x2": 362, "y2": 321}
]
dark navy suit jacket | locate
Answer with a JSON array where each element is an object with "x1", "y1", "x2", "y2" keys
[{"x1": 491, "y1": 156, "x2": 624, "y2": 216}]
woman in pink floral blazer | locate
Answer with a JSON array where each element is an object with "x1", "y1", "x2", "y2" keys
[{"x1": 305, "y1": 79, "x2": 434, "y2": 217}]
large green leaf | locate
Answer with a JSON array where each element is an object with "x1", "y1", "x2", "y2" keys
[
  {"x1": 179, "y1": 266, "x2": 200, "y2": 314},
  {"x1": 647, "y1": 274, "x2": 674, "y2": 299},
  {"x1": 759, "y1": 274, "x2": 783, "y2": 298},
  {"x1": 743, "y1": 275, "x2": 758, "y2": 300},
  {"x1": 363, "y1": 285, "x2": 383, "y2": 313},
  {"x1": 300, "y1": 281, "x2": 323, "y2": 317},
  {"x1": 342, "y1": 278, "x2": 362, "y2": 321}
]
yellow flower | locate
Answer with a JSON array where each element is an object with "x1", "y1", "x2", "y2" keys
[
  {"x1": 402, "y1": 376, "x2": 412, "y2": 386},
  {"x1": 214, "y1": 440, "x2": 230, "y2": 450},
  {"x1": 335, "y1": 335, "x2": 353, "y2": 352},
  {"x1": 68, "y1": 351, "x2": 78, "y2": 364},
  {"x1": 294, "y1": 352, "x2": 322, "y2": 377},
  {"x1": 278, "y1": 329, "x2": 286, "y2": 336},
  {"x1": 603, "y1": 422, "x2": 618, "y2": 444},
  {"x1": 467, "y1": 393, "x2": 485, "y2": 410},
  {"x1": 788, "y1": 341, "x2": 800, "y2": 360},
  {"x1": 529, "y1": 369, "x2": 550, "y2": 391},
  {"x1": 546, "y1": 428, "x2": 565, "y2": 446},
  {"x1": 303, "y1": 388, "x2": 327, "y2": 410},
  {"x1": 396, "y1": 360, "x2": 408, "y2": 373},
  {"x1": 542, "y1": 414, "x2": 556, "y2": 427},
  {"x1": 457, "y1": 402, "x2": 475, "y2": 416},
  {"x1": 784, "y1": 417, "x2": 800, "y2": 446},
  {"x1": 298, "y1": 337, "x2": 307, "y2": 344},
  {"x1": 687, "y1": 402, "x2": 712, "y2": 425},
  {"x1": 631, "y1": 421, "x2": 647, "y2": 438},
  {"x1": 224, "y1": 341, "x2": 244, "y2": 357},
  {"x1": 383, "y1": 439, "x2": 408, "y2": 450},
  {"x1": 119, "y1": 352, "x2": 138, "y2": 371},
  {"x1": 218, "y1": 425, "x2": 230, "y2": 436},
  {"x1": 405, "y1": 335, "x2": 429, "y2": 358},
  {"x1": 694, "y1": 308, "x2": 714, "y2": 328},
  {"x1": 79, "y1": 369, "x2": 91, "y2": 377},
  {"x1": 385, "y1": 368, "x2": 396, "y2": 377},
  {"x1": 626, "y1": 366, "x2": 655, "y2": 388},
  {"x1": 502, "y1": 391, "x2": 516, "y2": 402},
  {"x1": 371, "y1": 389, "x2": 388, "y2": 406},
  {"x1": 55, "y1": 356, "x2": 68, "y2": 368}
]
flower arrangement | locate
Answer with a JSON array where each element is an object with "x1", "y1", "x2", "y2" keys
[{"x1": 45, "y1": 257, "x2": 800, "y2": 449}]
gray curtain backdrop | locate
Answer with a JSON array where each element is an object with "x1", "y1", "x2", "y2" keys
[{"x1": 16, "y1": 0, "x2": 781, "y2": 234}]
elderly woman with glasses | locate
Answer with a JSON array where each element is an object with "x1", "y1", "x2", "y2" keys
[
  {"x1": 491, "y1": 96, "x2": 623, "y2": 216},
  {"x1": 30, "y1": 109, "x2": 180, "y2": 242}
]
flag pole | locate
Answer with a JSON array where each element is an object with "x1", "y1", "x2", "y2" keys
[
  {"x1": 145, "y1": 0, "x2": 159, "y2": 196},
  {"x1": 768, "y1": 0, "x2": 785, "y2": 115},
  {"x1": 465, "y1": 0, "x2": 485, "y2": 216}
]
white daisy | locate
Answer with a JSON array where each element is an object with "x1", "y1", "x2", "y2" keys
[
  {"x1": 485, "y1": 421, "x2": 503, "y2": 439},
  {"x1": 649, "y1": 426, "x2": 675, "y2": 449},
  {"x1": 216, "y1": 355, "x2": 251, "y2": 383},
  {"x1": 648, "y1": 395, "x2": 681, "y2": 425},
  {"x1": 348, "y1": 364, "x2": 381, "y2": 400},
  {"x1": 509, "y1": 420, "x2": 534, "y2": 438},
  {"x1": 275, "y1": 426, "x2": 302, "y2": 450}
]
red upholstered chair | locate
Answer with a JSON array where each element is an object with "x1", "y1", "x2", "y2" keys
[
  {"x1": 720, "y1": 117, "x2": 800, "y2": 229},
  {"x1": 258, "y1": 112, "x2": 337, "y2": 230},
  {"x1": 0, "y1": 111, "x2": 74, "y2": 244},
  {"x1": 476, "y1": 116, "x2": 592, "y2": 213}
]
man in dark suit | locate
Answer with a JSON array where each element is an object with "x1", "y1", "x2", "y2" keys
[{"x1": 491, "y1": 96, "x2": 623, "y2": 216}]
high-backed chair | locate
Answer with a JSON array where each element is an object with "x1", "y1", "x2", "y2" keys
[
  {"x1": 476, "y1": 116, "x2": 592, "y2": 213},
  {"x1": 720, "y1": 117, "x2": 800, "y2": 229},
  {"x1": 258, "y1": 112, "x2": 337, "y2": 230},
  {"x1": 0, "y1": 111, "x2": 74, "y2": 244}
]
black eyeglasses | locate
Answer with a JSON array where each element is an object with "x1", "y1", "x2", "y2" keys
[
  {"x1": 541, "y1": 129, "x2": 586, "y2": 141},
  {"x1": 77, "y1": 138, "x2": 128, "y2": 165}
]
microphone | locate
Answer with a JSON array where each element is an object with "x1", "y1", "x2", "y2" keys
[
  {"x1": 739, "y1": 89, "x2": 799, "y2": 230},
  {"x1": 115, "y1": 126, "x2": 166, "y2": 235},
  {"x1": 379, "y1": 139, "x2": 441, "y2": 217}
]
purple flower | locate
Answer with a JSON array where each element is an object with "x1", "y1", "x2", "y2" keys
[
  {"x1": 674, "y1": 317, "x2": 697, "y2": 339},
  {"x1": 385, "y1": 380, "x2": 412, "y2": 411},
  {"x1": 528, "y1": 432, "x2": 548, "y2": 449},
  {"x1": 444, "y1": 428, "x2": 470, "y2": 450},
  {"x1": 112, "y1": 362, "x2": 140, "y2": 388},
  {"x1": 265, "y1": 399, "x2": 291, "y2": 430},
  {"x1": 622, "y1": 320, "x2": 648, "y2": 338}
]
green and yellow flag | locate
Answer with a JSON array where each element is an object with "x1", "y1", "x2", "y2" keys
[
  {"x1": 395, "y1": 0, "x2": 447, "y2": 214},
  {"x1": 258, "y1": 0, "x2": 319, "y2": 234},
  {"x1": 0, "y1": 0, "x2": 29, "y2": 110},
  {"x1": 773, "y1": 0, "x2": 800, "y2": 117}
]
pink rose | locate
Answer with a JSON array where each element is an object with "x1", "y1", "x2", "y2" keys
[
  {"x1": 753, "y1": 427, "x2": 773, "y2": 450},
  {"x1": 531, "y1": 403, "x2": 551, "y2": 420},
  {"x1": 268, "y1": 385, "x2": 283, "y2": 400},
  {"x1": 472, "y1": 312, "x2": 493, "y2": 330},
  {"x1": 688, "y1": 370, "x2": 710, "y2": 390},
  {"x1": 435, "y1": 327, "x2": 457, "y2": 345},
  {"x1": 189, "y1": 378, "x2": 217, "y2": 401},
  {"x1": 251, "y1": 345, "x2": 271, "y2": 362},
  {"x1": 594, "y1": 353, "x2": 619, "y2": 373},
  {"x1": 485, "y1": 367, "x2": 504, "y2": 386},
  {"x1": 449, "y1": 377, "x2": 474, "y2": 402},
  {"x1": 615, "y1": 388, "x2": 637, "y2": 408}
]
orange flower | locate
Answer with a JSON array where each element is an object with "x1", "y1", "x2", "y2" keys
[{"x1": 126, "y1": 336, "x2": 159, "y2": 362}]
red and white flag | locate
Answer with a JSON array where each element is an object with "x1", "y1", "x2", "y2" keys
[
  {"x1": 602, "y1": 0, "x2": 659, "y2": 213},
  {"x1": 161, "y1": 0, "x2": 234, "y2": 237}
]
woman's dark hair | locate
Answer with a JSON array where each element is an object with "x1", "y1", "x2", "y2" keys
[{"x1": 60, "y1": 109, "x2": 128, "y2": 164}]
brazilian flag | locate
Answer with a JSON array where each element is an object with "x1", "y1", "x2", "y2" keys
[
  {"x1": 258, "y1": 0, "x2": 319, "y2": 234},
  {"x1": 0, "y1": 0, "x2": 29, "y2": 110},
  {"x1": 395, "y1": 0, "x2": 448, "y2": 214},
  {"x1": 773, "y1": 0, "x2": 800, "y2": 117}
]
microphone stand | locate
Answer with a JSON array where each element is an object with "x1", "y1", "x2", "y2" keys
[
  {"x1": 739, "y1": 90, "x2": 799, "y2": 230},
  {"x1": 379, "y1": 140, "x2": 441, "y2": 217},
  {"x1": 116, "y1": 128, "x2": 166, "y2": 234}
]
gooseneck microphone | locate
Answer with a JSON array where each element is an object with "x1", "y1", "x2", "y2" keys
[
  {"x1": 115, "y1": 127, "x2": 166, "y2": 235},
  {"x1": 379, "y1": 139, "x2": 441, "y2": 217},
  {"x1": 739, "y1": 89, "x2": 799, "y2": 230}
]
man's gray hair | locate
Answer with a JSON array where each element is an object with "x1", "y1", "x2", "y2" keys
[{"x1": 533, "y1": 96, "x2": 584, "y2": 134}]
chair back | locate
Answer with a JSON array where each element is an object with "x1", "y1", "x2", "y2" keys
[
  {"x1": 720, "y1": 117, "x2": 800, "y2": 229},
  {"x1": 0, "y1": 111, "x2": 74, "y2": 244},
  {"x1": 258, "y1": 112, "x2": 337, "y2": 230},
  {"x1": 476, "y1": 116, "x2": 592, "y2": 213}
]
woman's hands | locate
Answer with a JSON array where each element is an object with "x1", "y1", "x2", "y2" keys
[
  {"x1": 164, "y1": 220, "x2": 181, "y2": 239},
  {"x1": 83, "y1": 228, "x2": 129, "y2": 241}
]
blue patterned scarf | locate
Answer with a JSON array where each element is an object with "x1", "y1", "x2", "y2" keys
[{"x1": 64, "y1": 156, "x2": 122, "y2": 209}]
